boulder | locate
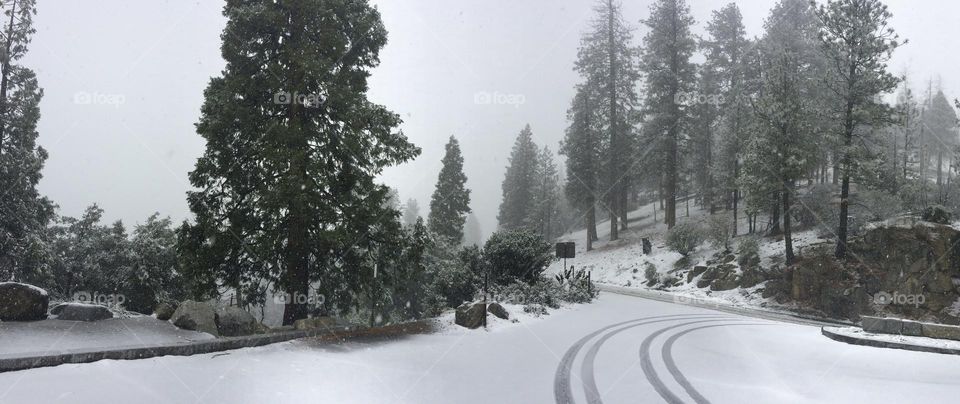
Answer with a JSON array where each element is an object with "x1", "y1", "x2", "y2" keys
[
  {"x1": 0, "y1": 282, "x2": 49, "y2": 321},
  {"x1": 455, "y1": 302, "x2": 486, "y2": 329},
  {"x1": 51, "y1": 303, "x2": 113, "y2": 321},
  {"x1": 154, "y1": 302, "x2": 177, "y2": 321},
  {"x1": 171, "y1": 300, "x2": 219, "y2": 336},
  {"x1": 487, "y1": 302, "x2": 509, "y2": 320},
  {"x1": 293, "y1": 317, "x2": 336, "y2": 331},
  {"x1": 215, "y1": 306, "x2": 260, "y2": 336}
]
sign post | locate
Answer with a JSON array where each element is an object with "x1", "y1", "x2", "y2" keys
[{"x1": 555, "y1": 242, "x2": 576, "y2": 270}]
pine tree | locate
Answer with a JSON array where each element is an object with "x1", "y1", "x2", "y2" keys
[
  {"x1": 742, "y1": 0, "x2": 824, "y2": 264},
  {"x1": 402, "y1": 198, "x2": 420, "y2": 228},
  {"x1": 922, "y1": 91, "x2": 958, "y2": 202},
  {"x1": 428, "y1": 136, "x2": 471, "y2": 244},
  {"x1": 694, "y1": 3, "x2": 747, "y2": 216},
  {"x1": 498, "y1": 125, "x2": 540, "y2": 230},
  {"x1": 640, "y1": 0, "x2": 697, "y2": 229},
  {"x1": 463, "y1": 212, "x2": 483, "y2": 246},
  {"x1": 125, "y1": 213, "x2": 182, "y2": 314},
  {"x1": 181, "y1": 0, "x2": 420, "y2": 324},
  {"x1": 0, "y1": 0, "x2": 53, "y2": 283},
  {"x1": 814, "y1": 0, "x2": 902, "y2": 259},
  {"x1": 575, "y1": 0, "x2": 641, "y2": 240},
  {"x1": 560, "y1": 83, "x2": 602, "y2": 250},
  {"x1": 530, "y1": 146, "x2": 561, "y2": 240}
]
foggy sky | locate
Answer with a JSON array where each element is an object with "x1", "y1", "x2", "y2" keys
[{"x1": 25, "y1": 0, "x2": 960, "y2": 239}]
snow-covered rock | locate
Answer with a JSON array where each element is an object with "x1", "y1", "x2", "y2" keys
[
  {"x1": 454, "y1": 302, "x2": 486, "y2": 329},
  {"x1": 215, "y1": 306, "x2": 259, "y2": 336},
  {"x1": 50, "y1": 302, "x2": 113, "y2": 322},
  {"x1": 171, "y1": 300, "x2": 219, "y2": 336},
  {"x1": 0, "y1": 282, "x2": 49, "y2": 321},
  {"x1": 487, "y1": 302, "x2": 509, "y2": 320},
  {"x1": 154, "y1": 301, "x2": 177, "y2": 321}
]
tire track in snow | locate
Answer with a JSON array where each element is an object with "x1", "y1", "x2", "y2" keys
[
  {"x1": 553, "y1": 314, "x2": 726, "y2": 404},
  {"x1": 579, "y1": 316, "x2": 730, "y2": 404},
  {"x1": 660, "y1": 323, "x2": 772, "y2": 404},
  {"x1": 638, "y1": 320, "x2": 752, "y2": 404}
]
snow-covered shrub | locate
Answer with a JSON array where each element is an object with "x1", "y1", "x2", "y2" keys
[
  {"x1": 921, "y1": 205, "x2": 952, "y2": 224},
  {"x1": 483, "y1": 229, "x2": 554, "y2": 285},
  {"x1": 736, "y1": 236, "x2": 760, "y2": 268},
  {"x1": 796, "y1": 184, "x2": 837, "y2": 234},
  {"x1": 855, "y1": 189, "x2": 903, "y2": 222},
  {"x1": 665, "y1": 222, "x2": 703, "y2": 256},
  {"x1": 493, "y1": 274, "x2": 597, "y2": 309},
  {"x1": 643, "y1": 262, "x2": 658, "y2": 285},
  {"x1": 705, "y1": 213, "x2": 733, "y2": 250}
]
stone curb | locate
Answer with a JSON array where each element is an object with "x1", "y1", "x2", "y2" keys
[
  {"x1": 821, "y1": 327, "x2": 960, "y2": 356},
  {"x1": 0, "y1": 324, "x2": 354, "y2": 373}
]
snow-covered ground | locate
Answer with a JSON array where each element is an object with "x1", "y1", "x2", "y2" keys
[
  {"x1": 0, "y1": 317, "x2": 213, "y2": 357},
  {"x1": 548, "y1": 201, "x2": 824, "y2": 312},
  {"x1": 2, "y1": 292, "x2": 958, "y2": 403}
]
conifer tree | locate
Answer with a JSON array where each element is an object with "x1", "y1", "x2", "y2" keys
[
  {"x1": 498, "y1": 125, "x2": 540, "y2": 230},
  {"x1": 402, "y1": 198, "x2": 420, "y2": 228},
  {"x1": 181, "y1": 0, "x2": 420, "y2": 324},
  {"x1": 560, "y1": 82, "x2": 602, "y2": 250},
  {"x1": 640, "y1": 0, "x2": 697, "y2": 229},
  {"x1": 815, "y1": 0, "x2": 902, "y2": 259},
  {"x1": 0, "y1": 0, "x2": 53, "y2": 283},
  {"x1": 428, "y1": 136, "x2": 471, "y2": 244}
]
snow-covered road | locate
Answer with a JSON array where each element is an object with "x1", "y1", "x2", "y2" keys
[{"x1": 2, "y1": 292, "x2": 958, "y2": 404}]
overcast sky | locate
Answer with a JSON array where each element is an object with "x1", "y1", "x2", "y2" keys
[{"x1": 25, "y1": 0, "x2": 960, "y2": 239}]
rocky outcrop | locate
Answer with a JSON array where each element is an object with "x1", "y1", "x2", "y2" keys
[
  {"x1": 0, "y1": 282, "x2": 49, "y2": 321},
  {"x1": 51, "y1": 303, "x2": 113, "y2": 321},
  {"x1": 777, "y1": 216, "x2": 960, "y2": 323},
  {"x1": 171, "y1": 301, "x2": 219, "y2": 336}
]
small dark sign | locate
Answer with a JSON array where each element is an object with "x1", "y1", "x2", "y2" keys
[{"x1": 555, "y1": 242, "x2": 576, "y2": 259}]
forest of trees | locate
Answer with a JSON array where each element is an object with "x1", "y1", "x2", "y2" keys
[
  {"x1": 555, "y1": 0, "x2": 955, "y2": 268},
  {"x1": 1, "y1": 0, "x2": 957, "y2": 327}
]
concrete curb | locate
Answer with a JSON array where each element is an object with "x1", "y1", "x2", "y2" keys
[
  {"x1": 821, "y1": 327, "x2": 960, "y2": 356},
  {"x1": 0, "y1": 325, "x2": 354, "y2": 373},
  {"x1": 598, "y1": 284, "x2": 853, "y2": 327}
]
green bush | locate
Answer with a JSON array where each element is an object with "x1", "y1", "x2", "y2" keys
[
  {"x1": 643, "y1": 262, "x2": 658, "y2": 285},
  {"x1": 736, "y1": 236, "x2": 760, "y2": 268},
  {"x1": 705, "y1": 213, "x2": 733, "y2": 250},
  {"x1": 665, "y1": 222, "x2": 703, "y2": 256},
  {"x1": 483, "y1": 229, "x2": 554, "y2": 285},
  {"x1": 921, "y1": 205, "x2": 952, "y2": 224}
]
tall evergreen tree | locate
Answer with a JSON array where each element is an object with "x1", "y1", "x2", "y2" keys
[
  {"x1": 498, "y1": 125, "x2": 540, "y2": 230},
  {"x1": 181, "y1": 0, "x2": 420, "y2": 324},
  {"x1": 575, "y1": 0, "x2": 640, "y2": 240},
  {"x1": 640, "y1": 0, "x2": 697, "y2": 229},
  {"x1": 814, "y1": 0, "x2": 902, "y2": 259},
  {"x1": 695, "y1": 3, "x2": 747, "y2": 217},
  {"x1": 462, "y1": 212, "x2": 483, "y2": 246},
  {"x1": 0, "y1": 0, "x2": 52, "y2": 283},
  {"x1": 742, "y1": 0, "x2": 824, "y2": 264},
  {"x1": 428, "y1": 136, "x2": 471, "y2": 244},
  {"x1": 922, "y1": 91, "x2": 959, "y2": 202},
  {"x1": 402, "y1": 198, "x2": 420, "y2": 228},
  {"x1": 530, "y1": 146, "x2": 561, "y2": 240},
  {"x1": 560, "y1": 83, "x2": 602, "y2": 250}
]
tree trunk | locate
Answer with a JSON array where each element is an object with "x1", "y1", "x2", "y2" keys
[
  {"x1": 836, "y1": 97, "x2": 855, "y2": 259},
  {"x1": 783, "y1": 181, "x2": 795, "y2": 265},
  {"x1": 586, "y1": 204, "x2": 596, "y2": 251},
  {"x1": 769, "y1": 194, "x2": 781, "y2": 236}
]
